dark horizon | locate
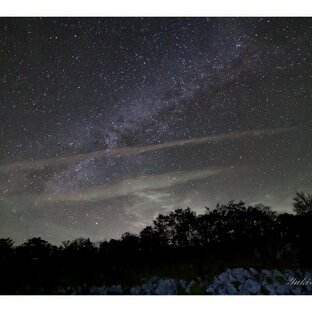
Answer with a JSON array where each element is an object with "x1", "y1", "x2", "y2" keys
[
  {"x1": 0, "y1": 191, "x2": 306, "y2": 246},
  {"x1": 0, "y1": 192, "x2": 304, "y2": 246}
]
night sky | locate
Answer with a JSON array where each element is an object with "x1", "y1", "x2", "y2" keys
[{"x1": 0, "y1": 17, "x2": 312, "y2": 244}]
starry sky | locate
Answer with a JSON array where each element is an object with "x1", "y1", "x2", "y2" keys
[{"x1": 0, "y1": 17, "x2": 312, "y2": 244}]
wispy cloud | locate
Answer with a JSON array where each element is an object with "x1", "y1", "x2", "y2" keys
[
  {"x1": 0, "y1": 127, "x2": 295, "y2": 174},
  {"x1": 42, "y1": 167, "x2": 225, "y2": 202}
]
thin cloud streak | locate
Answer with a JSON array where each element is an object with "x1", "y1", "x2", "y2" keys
[
  {"x1": 43, "y1": 167, "x2": 226, "y2": 202},
  {"x1": 0, "y1": 127, "x2": 295, "y2": 174}
]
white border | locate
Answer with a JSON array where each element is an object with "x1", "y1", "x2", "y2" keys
[
  {"x1": 0, "y1": 296, "x2": 311, "y2": 312},
  {"x1": 0, "y1": 0, "x2": 312, "y2": 16}
]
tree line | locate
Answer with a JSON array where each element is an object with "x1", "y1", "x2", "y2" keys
[{"x1": 0, "y1": 191, "x2": 311, "y2": 294}]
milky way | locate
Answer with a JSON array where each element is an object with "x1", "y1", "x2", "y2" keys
[{"x1": 1, "y1": 18, "x2": 312, "y2": 244}]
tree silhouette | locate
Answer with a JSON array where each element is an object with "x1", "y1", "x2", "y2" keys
[
  {"x1": 0, "y1": 238, "x2": 14, "y2": 256},
  {"x1": 18, "y1": 237, "x2": 53, "y2": 261},
  {"x1": 293, "y1": 191, "x2": 312, "y2": 216},
  {"x1": 151, "y1": 208, "x2": 197, "y2": 247},
  {"x1": 139, "y1": 226, "x2": 160, "y2": 250}
]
